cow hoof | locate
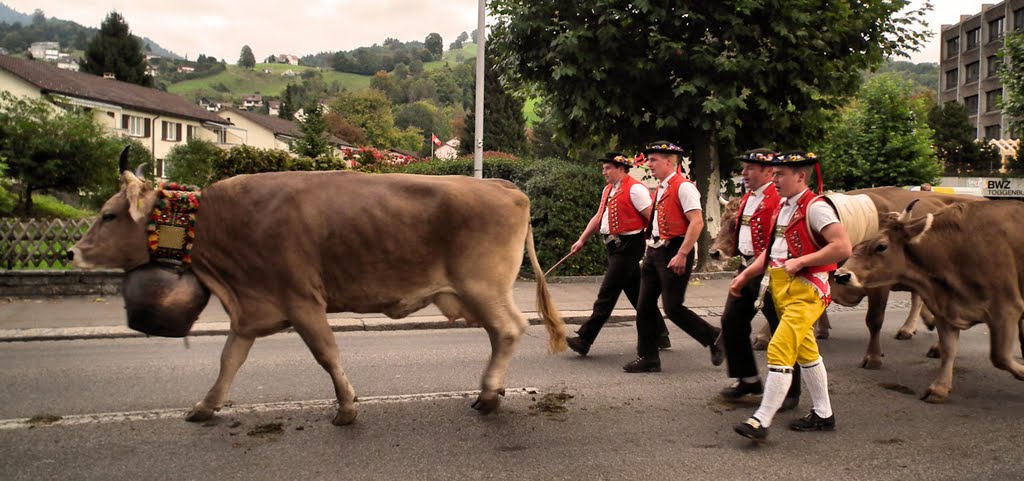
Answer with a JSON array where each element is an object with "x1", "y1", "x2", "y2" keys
[
  {"x1": 185, "y1": 405, "x2": 215, "y2": 423},
  {"x1": 920, "y1": 389, "x2": 949, "y2": 404},
  {"x1": 471, "y1": 395, "x2": 500, "y2": 414},
  {"x1": 926, "y1": 346, "x2": 941, "y2": 359},
  {"x1": 895, "y1": 329, "x2": 916, "y2": 340},
  {"x1": 332, "y1": 409, "x2": 357, "y2": 426},
  {"x1": 860, "y1": 357, "x2": 882, "y2": 370}
]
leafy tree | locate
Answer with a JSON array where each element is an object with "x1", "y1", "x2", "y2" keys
[
  {"x1": 529, "y1": 100, "x2": 573, "y2": 159},
  {"x1": 164, "y1": 138, "x2": 226, "y2": 186},
  {"x1": 279, "y1": 84, "x2": 296, "y2": 120},
  {"x1": 490, "y1": 0, "x2": 928, "y2": 266},
  {"x1": 927, "y1": 101, "x2": 994, "y2": 175},
  {"x1": 394, "y1": 126, "x2": 426, "y2": 155},
  {"x1": 0, "y1": 93, "x2": 124, "y2": 213},
  {"x1": 814, "y1": 74, "x2": 941, "y2": 190},
  {"x1": 425, "y1": 33, "x2": 443, "y2": 60},
  {"x1": 462, "y1": 49, "x2": 526, "y2": 155},
  {"x1": 329, "y1": 89, "x2": 399, "y2": 148},
  {"x1": 370, "y1": 70, "x2": 400, "y2": 101},
  {"x1": 290, "y1": 102, "x2": 337, "y2": 163},
  {"x1": 80, "y1": 11, "x2": 152, "y2": 87},
  {"x1": 238, "y1": 45, "x2": 256, "y2": 69},
  {"x1": 999, "y1": 30, "x2": 1024, "y2": 134},
  {"x1": 325, "y1": 112, "x2": 368, "y2": 146},
  {"x1": 395, "y1": 100, "x2": 450, "y2": 145},
  {"x1": 0, "y1": 155, "x2": 16, "y2": 216}
]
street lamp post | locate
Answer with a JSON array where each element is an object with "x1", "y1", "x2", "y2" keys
[{"x1": 473, "y1": 0, "x2": 485, "y2": 179}]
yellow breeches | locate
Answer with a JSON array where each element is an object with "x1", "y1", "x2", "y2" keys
[{"x1": 766, "y1": 267, "x2": 827, "y2": 367}]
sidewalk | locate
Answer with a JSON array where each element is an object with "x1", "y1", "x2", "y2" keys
[{"x1": 0, "y1": 273, "x2": 740, "y2": 341}]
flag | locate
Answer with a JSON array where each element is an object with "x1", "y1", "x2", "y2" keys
[{"x1": 431, "y1": 133, "x2": 442, "y2": 147}]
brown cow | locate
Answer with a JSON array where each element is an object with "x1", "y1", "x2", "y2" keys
[
  {"x1": 70, "y1": 154, "x2": 567, "y2": 425},
  {"x1": 836, "y1": 200, "x2": 1024, "y2": 402},
  {"x1": 710, "y1": 187, "x2": 983, "y2": 368}
]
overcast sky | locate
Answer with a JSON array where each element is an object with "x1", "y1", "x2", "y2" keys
[{"x1": 3, "y1": 0, "x2": 992, "y2": 64}]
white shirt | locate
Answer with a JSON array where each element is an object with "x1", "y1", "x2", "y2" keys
[
  {"x1": 769, "y1": 189, "x2": 840, "y2": 296},
  {"x1": 737, "y1": 182, "x2": 773, "y2": 257},
  {"x1": 599, "y1": 180, "x2": 653, "y2": 235},
  {"x1": 651, "y1": 172, "x2": 702, "y2": 238}
]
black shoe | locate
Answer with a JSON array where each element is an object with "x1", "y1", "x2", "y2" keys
[
  {"x1": 658, "y1": 335, "x2": 672, "y2": 350},
  {"x1": 623, "y1": 356, "x2": 661, "y2": 373},
  {"x1": 779, "y1": 397, "x2": 799, "y2": 412},
  {"x1": 734, "y1": 417, "x2": 769, "y2": 441},
  {"x1": 720, "y1": 380, "x2": 764, "y2": 399},
  {"x1": 709, "y1": 330, "x2": 725, "y2": 366},
  {"x1": 789, "y1": 410, "x2": 835, "y2": 431},
  {"x1": 566, "y1": 336, "x2": 591, "y2": 356}
]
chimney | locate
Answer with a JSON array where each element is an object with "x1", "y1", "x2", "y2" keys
[{"x1": 102, "y1": 72, "x2": 116, "y2": 80}]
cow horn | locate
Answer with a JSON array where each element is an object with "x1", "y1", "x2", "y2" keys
[
  {"x1": 118, "y1": 145, "x2": 131, "y2": 173},
  {"x1": 718, "y1": 195, "x2": 729, "y2": 207},
  {"x1": 134, "y1": 163, "x2": 148, "y2": 179},
  {"x1": 899, "y1": 199, "x2": 920, "y2": 222}
]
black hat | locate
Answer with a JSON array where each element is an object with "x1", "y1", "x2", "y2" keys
[
  {"x1": 772, "y1": 151, "x2": 820, "y2": 167},
  {"x1": 642, "y1": 140, "x2": 685, "y2": 157},
  {"x1": 735, "y1": 148, "x2": 779, "y2": 165},
  {"x1": 598, "y1": 152, "x2": 638, "y2": 170}
]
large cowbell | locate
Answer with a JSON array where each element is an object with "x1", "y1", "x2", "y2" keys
[{"x1": 122, "y1": 263, "x2": 210, "y2": 337}]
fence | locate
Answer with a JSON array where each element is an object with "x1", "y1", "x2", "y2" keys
[{"x1": 0, "y1": 217, "x2": 95, "y2": 269}]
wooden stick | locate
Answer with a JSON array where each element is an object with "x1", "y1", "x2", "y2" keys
[{"x1": 544, "y1": 252, "x2": 574, "y2": 277}]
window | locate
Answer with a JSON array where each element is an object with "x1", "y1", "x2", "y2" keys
[
  {"x1": 945, "y1": 69, "x2": 958, "y2": 90},
  {"x1": 988, "y1": 55, "x2": 1002, "y2": 77},
  {"x1": 1016, "y1": 8, "x2": 1024, "y2": 30},
  {"x1": 157, "y1": 159, "x2": 165, "y2": 178},
  {"x1": 945, "y1": 36, "x2": 960, "y2": 58},
  {"x1": 990, "y1": 17, "x2": 1005, "y2": 42},
  {"x1": 986, "y1": 89, "x2": 1003, "y2": 112},
  {"x1": 121, "y1": 114, "x2": 150, "y2": 137},
  {"x1": 966, "y1": 28, "x2": 981, "y2": 49},
  {"x1": 186, "y1": 125, "x2": 198, "y2": 140},
  {"x1": 985, "y1": 124, "x2": 1002, "y2": 140},
  {"x1": 964, "y1": 95, "x2": 980, "y2": 115},
  {"x1": 965, "y1": 62, "x2": 980, "y2": 83},
  {"x1": 161, "y1": 120, "x2": 181, "y2": 142}
]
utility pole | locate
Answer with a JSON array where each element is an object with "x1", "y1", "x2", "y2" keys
[{"x1": 473, "y1": 0, "x2": 485, "y2": 179}]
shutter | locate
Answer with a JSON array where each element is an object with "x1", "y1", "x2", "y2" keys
[
  {"x1": 161, "y1": 121, "x2": 167, "y2": 140},
  {"x1": 144, "y1": 118, "x2": 151, "y2": 138},
  {"x1": 176, "y1": 123, "x2": 182, "y2": 142},
  {"x1": 121, "y1": 114, "x2": 129, "y2": 130}
]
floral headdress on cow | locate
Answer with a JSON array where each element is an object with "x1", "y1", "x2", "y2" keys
[{"x1": 147, "y1": 182, "x2": 201, "y2": 266}]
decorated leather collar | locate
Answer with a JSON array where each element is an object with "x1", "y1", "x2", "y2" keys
[{"x1": 147, "y1": 182, "x2": 201, "y2": 266}]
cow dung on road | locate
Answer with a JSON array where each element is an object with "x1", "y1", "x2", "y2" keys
[{"x1": 122, "y1": 263, "x2": 210, "y2": 338}]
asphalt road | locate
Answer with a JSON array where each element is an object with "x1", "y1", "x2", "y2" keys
[{"x1": 1, "y1": 308, "x2": 1022, "y2": 481}]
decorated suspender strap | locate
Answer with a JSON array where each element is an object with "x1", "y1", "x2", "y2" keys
[
  {"x1": 753, "y1": 205, "x2": 783, "y2": 311},
  {"x1": 147, "y1": 182, "x2": 201, "y2": 267}
]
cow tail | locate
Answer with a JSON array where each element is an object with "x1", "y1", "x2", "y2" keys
[{"x1": 526, "y1": 223, "x2": 567, "y2": 353}]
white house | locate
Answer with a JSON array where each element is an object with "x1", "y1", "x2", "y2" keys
[
  {"x1": 434, "y1": 138, "x2": 460, "y2": 160},
  {"x1": 29, "y1": 41, "x2": 59, "y2": 61}
]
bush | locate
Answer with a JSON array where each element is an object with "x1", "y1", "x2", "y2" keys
[
  {"x1": 210, "y1": 145, "x2": 293, "y2": 181},
  {"x1": 27, "y1": 194, "x2": 95, "y2": 219},
  {"x1": 385, "y1": 157, "x2": 607, "y2": 276},
  {"x1": 165, "y1": 138, "x2": 227, "y2": 187}
]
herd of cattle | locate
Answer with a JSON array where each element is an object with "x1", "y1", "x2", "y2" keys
[{"x1": 69, "y1": 149, "x2": 1023, "y2": 425}]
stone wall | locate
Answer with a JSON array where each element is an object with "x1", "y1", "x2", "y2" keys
[{"x1": 0, "y1": 270, "x2": 123, "y2": 297}]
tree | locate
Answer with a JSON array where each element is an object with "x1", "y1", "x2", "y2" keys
[
  {"x1": 329, "y1": 89, "x2": 399, "y2": 148},
  {"x1": 462, "y1": 49, "x2": 527, "y2": 155},
  {"x1": 999, "y1": 30, "x2": 1024, "y2": 134},
  {"x1": 165, "y1": 138, "x2": 226, "y2": 186},
  {"x1": 0, "y1": 93, "x2": 123, "y2": 213},
  {"x1": 290, "y1": 102, "x2": 337, "y2": 163},
  {"x1": 425, "y1": 33, "x2": 443, "y2": 60},
  {"x1": 279, "y1": 84, "x2": 296, "y2": 120},
  {"x1": 238, "y1": 45, "x2": 256, "y2": 69},
  {"x1": 814, "y1": 74, "x2": 941, "y2": 190},
  {"x1": 928, "y1": 101, "x2": 996, "y2": 175},
  {"x1": 490, "y1": 0, "x2": 928, "y2": 267},
  {"x1": 80, "y1": 11, "x2": 152, "y2": 87},
  {"x1": 324, "y1": 112, "x2": 368, "y2": 146}
]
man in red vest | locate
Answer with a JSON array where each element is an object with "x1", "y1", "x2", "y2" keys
[
  {"x1": 624, "y1": 141, "x2": 725, "y2": 373},
  {"x1": 566, "y1": 153, "x2": 669, "y2": 356},
  {"x1": 719, "y1": 149, "x2": 800, "y2": 411},
  {"x1": 730, "y1": 151, "x2": 852, "y2": 442}
]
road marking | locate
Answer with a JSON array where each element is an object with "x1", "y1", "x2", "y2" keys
[{"x1": 0, "y1": 387, "x2": 539, "y2": 431}]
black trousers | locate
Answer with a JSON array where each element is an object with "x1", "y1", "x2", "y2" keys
[
  {"x1": 635, "y1": 238, "x2": 719, "y2": 358},
  {"x1": 720, "y1": 264, "x2": 800, "y2": 398},
  {"x1": 576, "y1": 234, "x2": 667, "y2": 344}
]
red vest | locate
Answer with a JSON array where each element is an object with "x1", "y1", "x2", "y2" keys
[
  {"x1": 783, "y1": 189, "x2": 837, "y2": 274},
  {"x1": 734, "y1": 183, "x2": 780, "y2": 258},
  {"x1": 598, "y1": 175, "x2": 649, "y2": 234},
  {"x1": 653, "y1": 174, "x2": 694, "y2": 241}
]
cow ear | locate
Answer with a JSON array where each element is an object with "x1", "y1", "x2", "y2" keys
[
  {"x1": 880, "y1": 211, "x2": 901, "y2": 228},
  {"x1": 906, "y1": 213, "x2": 933, "y2": 245},
  {"x1": 124, "y1": 174, "x2": 153, "y2": 223}
]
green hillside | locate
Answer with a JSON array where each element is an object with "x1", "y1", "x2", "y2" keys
[
  {"x1": 166, "y1": 63, "x2": 370, "y2": 101},
  {"x1": 424, "y1": 43, "x2": 477, "y2": 71}
]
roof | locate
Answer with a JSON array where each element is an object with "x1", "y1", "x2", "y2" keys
[
  {"x1": 0, "y1": 54, "x2": 227, "y2": 124},
  {"x1": 220, "y1": 108, "x2": 351, "y2": 147}
]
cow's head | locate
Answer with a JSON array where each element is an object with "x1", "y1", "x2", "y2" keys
[
  {"x1": 709, "y1": 196, "x2": 742, "y2": 260},
  {"x1": 68, "y1": 146, "x2": 157, "y2": 270},
  {"x1": 834, "y1": 199, "x2": 933, "y2": 289}
]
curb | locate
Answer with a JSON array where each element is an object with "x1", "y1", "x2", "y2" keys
[{"x1": 0, "y1": 307, "x2": 719, "y2": 343}]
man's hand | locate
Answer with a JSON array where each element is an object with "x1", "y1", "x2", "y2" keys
[
  {"x1": 729, "y1": 272, "x2": 750, "y2": 297},
  {"x1": 668, "y1": 252, "x2": 688, "y2": 276},
  {"x1": 570, "y1": 240, "x2": 585, "y2": 256},
  {"x1": 783, "y1": 257, "x2": 805, "y2": 276}
]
